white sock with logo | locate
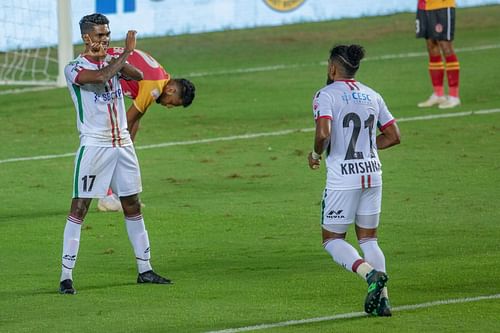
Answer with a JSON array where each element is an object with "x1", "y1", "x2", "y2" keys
[
  {"x1": 60, "y1": 216, "x2": 82, "y2": 282},
  {"x1": 324, "y1": 239, "x2": 366, "y2": 273},
  {"x1": 125, "y1": 214, "x2": 152, "y2": 274}
]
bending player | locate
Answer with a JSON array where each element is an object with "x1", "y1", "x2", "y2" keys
[{"x1": 97, "y1": 47, "x2": 195, "y2": 211}]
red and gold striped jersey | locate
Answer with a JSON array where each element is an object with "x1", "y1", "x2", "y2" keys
[
  {"x1": 418, "y1": 0, "x2": 456, "y2": 10},
  {"x1": 107, "y1": 47, "x2": 170, "y2": 113}
]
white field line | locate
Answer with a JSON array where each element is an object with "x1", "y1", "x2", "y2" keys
[
  {"x1": 205, "y1": 293, "x2": 500, "y2": 333},
  {"x1": 1, "y1": 108, "x2": 499, "y2": 165},
  {"x1": 183, "y1": 43, "x2": 500, "y2": 77},
  {"x1": 0, "y1": 44, "x2": 499, "y2": 96}
]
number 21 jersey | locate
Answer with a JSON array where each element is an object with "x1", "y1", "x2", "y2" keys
[{"x1": 312, "y1": 80, "x2": 396, "y2": 190}]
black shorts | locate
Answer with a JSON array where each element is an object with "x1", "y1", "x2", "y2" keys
[{"x1": 416, "y1": 7, "x2": 455, "y2": 41}]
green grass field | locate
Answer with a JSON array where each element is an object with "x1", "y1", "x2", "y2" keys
[{"x1": 1, "y1": 5, "x2": 500, "y2": 333}]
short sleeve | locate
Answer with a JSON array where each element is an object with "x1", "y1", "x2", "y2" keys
[
  {"x1": 377, "y1": 95, "x2": 396, "y2": 131},
  {"x1": 64, "y1": 61, "x2": 86, "y2": 86},
  {"x1": 133, "y1": 79, "x2": 169, "y2": 113},
  {"x1": 312, "y1": 90, "x2": 334, "y2": 121}
]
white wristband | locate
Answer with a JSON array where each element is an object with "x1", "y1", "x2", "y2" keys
[{"x1": 311, "y1": 151, "x2": 321, "y2": 160}]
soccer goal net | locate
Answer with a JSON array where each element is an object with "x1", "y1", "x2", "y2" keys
[{"x1": 0, "y1": 0, "x2": 73, "y2": 87}]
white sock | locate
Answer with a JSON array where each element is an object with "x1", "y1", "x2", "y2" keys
[
  {"x1": 359, "y1": 238, "x2": 386, "y2": 272},
  {"x1": 125, "y1": 214, "x2": 153, "y2": 274},
  {"x1": 324, "y1": 239, "x2": 365, "y2": 273},
  {"x1": 360, "y1": 238, "x2": 388, "y2": 296},
  {"x1": 60, "y1": 216, "x2": 82, "y2": 281},
  {"x1": 381, "y1": 287, "x2": 389, "y2": 299}
]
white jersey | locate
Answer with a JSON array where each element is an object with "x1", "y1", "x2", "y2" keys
[
  {"x1": 64, "y1": 54, "x2": 132, "y2": 147},
  {"x1": 312, "y1": 80, "x2": 395, "y2": 190}
]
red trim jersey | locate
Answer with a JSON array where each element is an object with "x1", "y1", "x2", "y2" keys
[
  {"x1": 107, "y1": 47, "x2": 170, "y2": 113},
  {"x1": 64, "y1": 54, "x2": 132, "y2": 147},
  {"x1": 418, "y1": 0, "x2": 456, "y2": 10},
  {"x1": 312, "y1": 80, "x2": 395, "y2": 190}
]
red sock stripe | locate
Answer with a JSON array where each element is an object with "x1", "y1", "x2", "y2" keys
[
  {"x1": 358, "y1": 237, "x2": 377, "y2": 245},
  {"x1": 67, "y1": 215, "x2": 83, "y2": 225},
  {"x1": 352, "y1": 259, "x2": 365, "y2": 273},
  {"x1": 322, "y1": 238, "x2": 336, "y2": 248},
  {"x1": 125, "y1": 214, "x2": 143, "y2": 221}
]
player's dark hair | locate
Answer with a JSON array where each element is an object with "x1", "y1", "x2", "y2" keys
[
  {"x1": 177, "y1": 78, "x2": 196, "y2": 107},
  {"x1": 79, "y1": 13, "x2": 109, "y2": 34},
  {"x1": 329, "y1": 44, "x2": 365, "y2": 77}
]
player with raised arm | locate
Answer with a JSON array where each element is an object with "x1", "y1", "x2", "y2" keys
[
  {"x1": 59, "y1": 13, "x2": 171, "y2": 295},
  {"x1": 97, "y1": 48, "x2": 196, "y2": 212},
  {"x1": 308, "y1": 45, "x2": 400, "y2": 316}
]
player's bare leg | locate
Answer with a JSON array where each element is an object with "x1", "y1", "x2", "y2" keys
[
  {"x1": 60, "y1": 198, "x2": 92, "y2": 294},
  {"x1": 121, "y1": 194, "x2": 172, "y2": 284}
]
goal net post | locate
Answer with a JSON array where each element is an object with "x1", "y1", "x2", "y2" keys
[{"x1": 0, "y1": 0, "x2": 73, "y2": 87}]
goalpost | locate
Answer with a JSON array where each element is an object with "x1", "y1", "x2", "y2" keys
[{"x1": 0, "y1": 0, "x2": 73, "y2": 87}]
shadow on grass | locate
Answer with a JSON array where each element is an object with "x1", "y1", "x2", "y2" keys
[
  {"x1": 0, "y1": 209, "x2": 68, "y2": 223},
  {"x1": 0, "y1": 281, "x2": 138, "y2": 299}
]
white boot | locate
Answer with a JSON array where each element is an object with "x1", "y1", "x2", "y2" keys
[
  {"x1": 438, "y1": 96, "x2": 461, "y2": 109},
  {"x1": 417, "y1": 93, "x2": 447, "y2": 108}
]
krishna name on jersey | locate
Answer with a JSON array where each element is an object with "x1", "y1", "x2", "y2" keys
[
  {"x1": 65, "y1": 54, "x2": 132, "y2": 147},
  {"x1": 418, "y1": 0, "x2": 456, "y2": 10},
  {"x1": 107, "y1": 47, "x2": 170, "y2": 113},
  {"x1": 312, "y1": 80, "x2": 396, "y2": 190}
]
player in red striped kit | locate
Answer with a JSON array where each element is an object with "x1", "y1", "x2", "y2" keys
[
  {"x1": 416, "y1": 0, "x2": 460, "y2": 109},
  {"x1": 98, "y1": 47, "x2": 195, "y2": 211}
]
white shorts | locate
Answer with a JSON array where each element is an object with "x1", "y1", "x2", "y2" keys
[
  {"x1": 321, "y1": 187, "x2": 382, "y2": 232},
  {"x1": 72, "y1": 145, "x2": 142, "y2": 198}
]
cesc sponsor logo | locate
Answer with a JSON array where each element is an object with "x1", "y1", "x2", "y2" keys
[{"x1": 263, "y1": 0, "x2": 306, "y2": 12}]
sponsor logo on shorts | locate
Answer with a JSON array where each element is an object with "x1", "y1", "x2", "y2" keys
[
  {"x1": 435, "y1": 23, "x2": 443, "y2": 33},
  {"x1": 326, "y1": 209, "x2": 345, "y2": 219}
]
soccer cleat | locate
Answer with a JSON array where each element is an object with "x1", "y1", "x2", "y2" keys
[
  {"x1": 438, "y1": 96, "x2": 461, "y2": 109},
  {"x1": 376, "y1": 297, "x2": 392, "y2": 317},
  {"x1": 59, "y1": 279, "x2": 76, "y2": 295},
  {"x1": 137, "y1": 270, "x2": 172, "y2": 284},
  {"x1": 364, "y1": 270, "x2": 388, "y2": 314},
  {"x1": 417, "y1": 94, "x2": 447, "y2": 108},
  {"x1": 97, "y1": 194, "x2": 122, "y2": 212}
]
